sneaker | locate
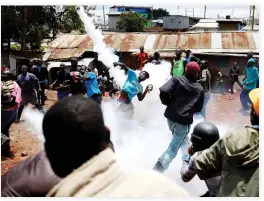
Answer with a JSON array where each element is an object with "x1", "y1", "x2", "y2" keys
[{"x1": 153, "y1": 161, "x2": 165, "y2": 173}]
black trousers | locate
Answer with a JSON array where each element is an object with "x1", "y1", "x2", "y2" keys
[
  {"x1": 38, "y1": 83, "x2": 46, "y2": 104},
  {"x1": 231, "y1": 79, "x2": 242, "y2": 94}
]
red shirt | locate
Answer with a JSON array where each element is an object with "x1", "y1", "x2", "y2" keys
[{"x1": 138, "y1": 52, "x2": 149, "y2": 71}]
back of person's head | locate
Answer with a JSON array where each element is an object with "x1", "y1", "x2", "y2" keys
[
  {"x1": 43, "y1": 96, "x2": 111, "y2": 178},
  {"x1": 249, "y1": 88, "x2": 259, "y2": 126},
  {"x1": 190, "y1": 121, "x2": 220, "y2": 154},
  {"x1": 185, "y1": 62, "x2": 200, "y2": 79}
]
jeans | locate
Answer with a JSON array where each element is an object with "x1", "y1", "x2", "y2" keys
[
  {"x1": 57, "y1": 90, "x2": 69, "y2": 100},
  {"x1": 240, "y1": 89, "x2": 252, "y2": 109},
  {"x1": 90, "y1": 93, "x2": 102, "y2": 105},
  {"x1": 198, "y1": 93, "x2": 211, "y2": 120},
  {"x1": 157, "y1": 119, "x2": 190, "y2": 170}
]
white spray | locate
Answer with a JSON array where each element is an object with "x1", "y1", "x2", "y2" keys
[{"x1": 23, "y1": 6, "x2": 232, "y2": 197}]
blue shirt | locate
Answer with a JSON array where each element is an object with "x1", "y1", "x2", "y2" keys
[
  {"x1": 17, "y1": 73, "x2": 37, "y2": 95},
  {"x1": 243, "y1": 66, "x2": 259, "y2": 90},
  {"x1": 85, "y1": 72, "x2": 101, "y2": 98},
  {"x1": 121, "y1": 69, "x2": 143, "y2": 102},
  {"x1": 185, "y1": 57, "x2": 191, "y2": 64}
]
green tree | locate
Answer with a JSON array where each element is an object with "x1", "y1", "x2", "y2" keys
[
  {"x1": 152, "y1": 8, "x2": 169, "y2": 19},
  {"x1": 1, "y1": 6, "x2": 95, "y2": 52},
  {"x1": 117, "y1": 12, "x2": 147, "y2": 32}
]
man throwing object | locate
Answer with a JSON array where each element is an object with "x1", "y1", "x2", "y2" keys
[{"x1": 113, "y1": 62, "x2": 153, "y2": 119}]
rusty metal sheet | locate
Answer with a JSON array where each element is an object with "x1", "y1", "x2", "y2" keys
[
  {"x1": 245, "y1": 32, "x2": 256, "y2": 49},
  {"x1": 78, "y1": 36, "x2": 94, "y2": 50},
  {"x1": 132, "y1": 34, "x2": 148, "y2": 50},
  {"x1": 49, "y1": 48, "x2": 84, "y2": 60},
  {"x1": 48, "y1": 35, "x2": 69, "y2": 48},
  {"x1": 45, "y1": 32, "x2": 258, "y2": 61},
  {"x1": 120, "y1": 34, "x2": 136, "y2": 51},
  {"x1": 110, "y1": 33, "x2": 128, "y2": 51},
  {"x1": 56, "y1": 35, "x2": 80, "y2": 48},
  {"x1": 153, "y1": 35, "x2": 167, "y2": 49},
  {"x1": 103, "y1": 34, "x2": 117, "y2": 47},
  {"x1": 68, "y1": 35, "x2": 87, "y2": 48},
  {"x1": 153, "y1": 33, "x2": 211, "y2": 50},
  {"x1": 222, "y1": 32, "x2": 256, "y2": 49}
]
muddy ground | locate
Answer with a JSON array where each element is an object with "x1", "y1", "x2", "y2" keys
[{"x1": 1, "y1": 89, "x2": 249, "y2": 175}]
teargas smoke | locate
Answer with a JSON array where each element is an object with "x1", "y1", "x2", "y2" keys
[
  {"x1": 23, "y1": 107, "x2": 45, "y2": 144},
  {"x1": 22, "y1": 6, "x2": 232, "y2": 197}
]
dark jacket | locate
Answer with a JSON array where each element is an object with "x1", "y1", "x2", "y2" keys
[
  {"x1": 1, "y1": 150, "x2": 61, "y2": 197},
  {"x1": 32, "y1": 66, "x2": 48, "y2": 82},
  {"x1": 229, "y1": 67, "x2": 240, "y2": 81},
  {"x1": 160, "y1": 76, "x2": 204, "y2": 125}
]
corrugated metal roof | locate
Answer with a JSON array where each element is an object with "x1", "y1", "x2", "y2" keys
[{"x1": 44, "y1": 32, "x2": 259, "y2": 61}]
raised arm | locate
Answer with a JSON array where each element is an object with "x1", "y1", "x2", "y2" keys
[{"x1": 113, "y1": 62, "x2": 129, "y2": 74}]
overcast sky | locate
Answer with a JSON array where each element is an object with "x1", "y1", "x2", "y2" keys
[{"x1": 91, "y1": 5, "x2": 259, "y2": 23}]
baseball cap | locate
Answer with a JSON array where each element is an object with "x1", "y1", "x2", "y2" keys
[
  {"x1": 185, "y1": 61, "x2": 200, "y2": 77},
  {"x1": 249, "y1": 88, "x2": 259, "y2": 116}
]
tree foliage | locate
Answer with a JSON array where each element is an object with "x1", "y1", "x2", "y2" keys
[
  {"x1": 1, "y1": 6, "x2": 95, "y2": 52},
  {"x1": 152, "y1": 8, "x2": 169, "y2": 19},
  {"x1": 117, "y1": 12, "x2": 147, "y2": 32}
]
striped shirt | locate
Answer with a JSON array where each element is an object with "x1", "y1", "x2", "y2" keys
[{"x1": 180, "y1": 152, "x2": 220, "y2": 196}]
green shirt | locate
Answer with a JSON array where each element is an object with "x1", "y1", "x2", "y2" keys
[{"x1": 173, "y1": 59, "x2": 184, "y2": 77}]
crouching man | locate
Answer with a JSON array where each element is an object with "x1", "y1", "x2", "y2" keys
[
  {"x1": 180, "y1": 121, "x2": 221, "y2": 197},
  {"x1": 182, "y1": 88, "x2": 259, "y2": 197}
]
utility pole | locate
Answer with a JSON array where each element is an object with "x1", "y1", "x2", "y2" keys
[
  {"x1": 251, "y1": 5, "x2": 255, "y2": 31},
  {"x1": 204, "y1": 5, "x2": 206, "y2": 18},
  {"x1": 103, "y1": 5, "x2": 106, "y2": 27},
  {"x1": 249, "y1": 6, "x2": 252, "y2": 22},
  {"x1": 193, "y1": 9, "x2": 194, "y2": 17}
]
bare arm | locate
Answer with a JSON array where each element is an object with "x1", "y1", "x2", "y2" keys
[
  {"x1": 113, "y1": 62, "x2": 129, "y2": 73},
  {"x1": 197, "y1": 70, "x2": 207, "y2": 83},
  {"x1": 137, "y1": 88, "x2": 149, "y2": 101}
]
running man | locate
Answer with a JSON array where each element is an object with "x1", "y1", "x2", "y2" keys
[{"x1": 113, "y1": 62, "x2": 153, "y2": 118}]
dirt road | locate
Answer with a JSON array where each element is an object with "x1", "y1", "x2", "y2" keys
[{"x1": 1, "y1": 90, "x2": 249, "y2": 175}]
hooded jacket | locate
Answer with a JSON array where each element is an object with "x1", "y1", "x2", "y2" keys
[
  {"x1": 242, "y1": 60, "x2": 259, "y2": 91},
  {"x1": 47, "y1": 148, "x2": 189, "y2": 197},
  {"x1": 193, "y1": 126, "x2": 259, "y2": 197}
]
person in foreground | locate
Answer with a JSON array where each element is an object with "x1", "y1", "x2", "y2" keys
[
  {"x1": 1, "y1": 150, "x2": 61, "y2": 197},
  {"x1": 180, "y1": 121, "x2": 221, "y2": 197},
  {"x1": 189, "y1": 88, "x2": 259, "y2": 197},
  {"x1": 113, "y1": 62, "x2": 153, "y2": 118},
  {"x1": 44, "y1": 96, "x2": 188, "y2": 197},
  {"x1": 153, "y1": 62, "x2": 204, "y2": 173}
]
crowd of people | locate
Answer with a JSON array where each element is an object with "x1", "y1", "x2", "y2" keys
[{"x1": 1, "y1": 47, "x2": 259, "y2": 197}]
